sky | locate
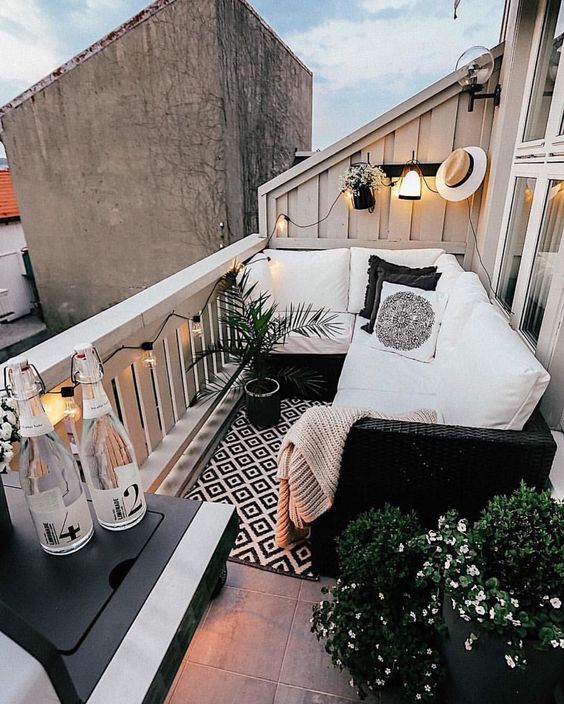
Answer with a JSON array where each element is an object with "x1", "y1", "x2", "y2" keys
[{"x1": 0, "y1": 0, "x2": 505, "y2": 158}]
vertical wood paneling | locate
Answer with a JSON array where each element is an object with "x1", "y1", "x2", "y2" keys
[
  {"x1": 418, "y1": 96, "x2": 458, "y2": 242},
  {"x1": 287, "y1": 189, "x2": 298, "y2": 237},
  {"x1": 133, "y1": 358, "x2": 163, "y2": 452},
  {"x1": 190, "y1": 321, "x2": 207, "y2": 392},
  {"x1": 318, "y1": 160, "x2": 349, "y2": 238},
  {"x1": 114, "y1": 366, "x2": 148, "y2": 465},
  {"x1": 289, "y1": 178, "x2": 319, "y2": 238},
  {"x1": 389, "y1": 119, "x2": 420, "y2": 239}
]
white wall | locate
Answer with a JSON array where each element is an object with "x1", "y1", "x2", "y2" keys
[
  {"x1": 0, "y1": 220, "x2": 34, "y2": 321},
  {"x1": 0, "y1": 220, "x2": 26, "y2": 255}
]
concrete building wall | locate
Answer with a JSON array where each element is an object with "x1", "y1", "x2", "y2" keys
[{"x1": 0, "y1": 0, "x2": 312, "y2": 329}]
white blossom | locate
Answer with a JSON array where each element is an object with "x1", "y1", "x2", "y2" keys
[
  {"x1": 550, "y1": 598, "x2": 561, "y2": 609},
  {"x1": 505, "y1": 655, "x2": 516, "y2": 669}
]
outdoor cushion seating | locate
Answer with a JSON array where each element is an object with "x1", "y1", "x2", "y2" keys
[{"x1": 245, "y1": 246, "x2": 557, "y2": 575}]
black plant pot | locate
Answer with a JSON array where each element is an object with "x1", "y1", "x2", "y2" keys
[
  {"x1": 245, "y1": 378, "x2": 281, "y2": 429},
  {"x1": 441, "y1": 598, "x2": 564, "y2": 704},
  {"x1": 352, "y1": 185, "x2": 375, "y2": 210}
]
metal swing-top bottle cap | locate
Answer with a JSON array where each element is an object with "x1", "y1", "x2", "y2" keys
[
  {"x1": 73, "y1": 343, "x2": 103, "y2": 383},
  {"x1": 5, "y1": 357, "x2": 43, "y2": 400}
]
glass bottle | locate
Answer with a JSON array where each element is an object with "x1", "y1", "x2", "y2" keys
[
  {"x1": 6, "y1": 358, "x2": 94, "y2": 554},
  {"x1": 73, "y1": 343, "x2": 147, "y2": 530}
]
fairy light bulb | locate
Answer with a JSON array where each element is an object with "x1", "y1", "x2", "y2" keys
[
  {"x1": 192, "y1": 315, "x2": 203, "y2": 338},
  {"x1": 61, "y1": 386, "x2": 81, "y2": 422},
  {"x1": 141, "y1": 342, "x2": 157, "y2": 369}
]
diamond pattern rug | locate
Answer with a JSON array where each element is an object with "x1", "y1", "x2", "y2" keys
[{"x1": 185, "y1": 398, "x2": 327, "y2": 579}]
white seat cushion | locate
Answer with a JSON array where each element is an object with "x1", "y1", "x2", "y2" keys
[
  {"x1": 348, "y1": 247, "x2": 444, "y2": 313},
  {"x1": 435, "y1": 253, "x2": 464, "y2": 295},
  {"x1": 437, "y1": 302, "x2": 550, "y2": 430},
  {"x1": 266, "y1": 248, "x2": 350, "y2": 312},
  {"x1": 333, "y1": 387, "x2": 442, "y2": 421},
  {"x1": 272, "y1": 312, "x2": 354, "y2": 355},
  {"x1": 435, "y1": 272, "x2": 489, "y2": 360},
  {"x1": 242, "y1": 254, "x2": 274, "y2": 301},
  {"x1": 338, "y1": 328, "x2": 438, "y2": 395}
]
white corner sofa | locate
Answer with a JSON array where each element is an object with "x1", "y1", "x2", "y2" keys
[{"x1": 245, "y1": 246, "x2": 557, "y2": 575}]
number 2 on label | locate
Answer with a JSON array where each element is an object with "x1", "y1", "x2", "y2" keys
[{"x1": 124, "y1": 483, "x2": 143, "y2": 516}]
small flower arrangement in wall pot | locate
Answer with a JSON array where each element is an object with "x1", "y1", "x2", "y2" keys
[
  {"x1": 311, "y1": 505, "x2": 444, "y2": 702},
  {"x1": 339, "y1": 162, "x2": 387, "y2": 211},
  {"x1": 417, "y1": 483, "x2": 564, "y2": 704},
  {"x1": 0, "y1": 396, "x2": 19, "y2": 473}
]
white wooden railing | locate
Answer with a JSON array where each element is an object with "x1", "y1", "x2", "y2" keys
[{"x1": 0, "y1": 235, "x2": 265, "y2": 492}]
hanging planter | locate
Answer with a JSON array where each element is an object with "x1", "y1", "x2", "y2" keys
[
  {"x1": 340, "y1": 162, "x2": 387, "y2": 213},
  {"x1": 352, "y1": 184, "x2": 375, "y2": 210}
]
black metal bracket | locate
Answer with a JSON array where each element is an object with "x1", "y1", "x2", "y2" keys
[
  {"x1": 462, "y1": 83, "x2": 502, "y2": 112},
  {"x1": 379, "y1": 162, "x2": 441, "y2": 178}
]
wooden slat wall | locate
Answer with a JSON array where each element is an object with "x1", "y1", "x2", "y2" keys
[{"x1": 266, "y1": 63, "x2": 501, "y2": 253}]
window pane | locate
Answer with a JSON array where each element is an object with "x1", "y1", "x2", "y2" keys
[
  {"x1": 524, "y1": 0, "x2": 564, "y2": 142},
  {"x1": 496, "y1": 178, "x2": 536, "y2": 311},
  {"x1": 521, "y1": 179, "x2": 564, "y2": 343}
]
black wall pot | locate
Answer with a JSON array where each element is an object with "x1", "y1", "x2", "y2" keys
[
  {"x1": 352, "y1": 185, "x2": 375, "y2": 210},
  {"x1": 441, "y1": 598, "x2": 564, "y2": 704},
  {"x1": 245, "y1": 378, "x2": 281, "y2": 429}
]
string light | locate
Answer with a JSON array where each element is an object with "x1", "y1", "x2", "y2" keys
[
  {"x1": 191, "y1": 315, "x2": 203, "y2": 338},
  {"x1": 61, "y1": 385, "x2": 81, "y2": 422},
  {"x1": 141, "y1": 341, "x2": 157, "y2": 369}
]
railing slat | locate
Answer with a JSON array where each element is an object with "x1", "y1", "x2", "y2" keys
[
  {"x1": 114, "y1": 366, "x2": 148, "y2": 465},
  {"x1": 165, "y1": 329, "x2": 187, "y2": 419},
  {"x1": 133, "y1": 358, "x2": 163, "y2": 453},
  {"x1": 177, "y1": 322, "x2": 197, "y2": 405},
  {"x1": 153, "y1": 340, "x2": 175, "y2": 434}
]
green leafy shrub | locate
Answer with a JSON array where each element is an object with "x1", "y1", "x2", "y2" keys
[
  {"x1": 417, "y1": 483, "x2": 564, "y2": 668},
  {"x1": 311, "y1": 505, "x2": 443, "y2": 702}
]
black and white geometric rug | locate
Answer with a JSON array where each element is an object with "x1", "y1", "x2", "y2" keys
[{"x1": 185, "y1": 398, "x2": 327, "y2": 580}]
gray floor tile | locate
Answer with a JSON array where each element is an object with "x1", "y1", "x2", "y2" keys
[
  {"x1": 169, "y1": 663, "x2": 277, "y2": 704},
  {"x1": 275, "y1": 684, "x2": 366, "y2": 703},
  {"x1": 226, "y1": 562, "x2": 301, "y2": 599},
  {"x1": 279, "y1": 601, "x2": 362, "y2": 701},
  {"x1": 298, "y1": 576, "x2": 336, "y2": 604},
  {"x1": 188, "y1": 586, "x2": 297, "y2": 681}
]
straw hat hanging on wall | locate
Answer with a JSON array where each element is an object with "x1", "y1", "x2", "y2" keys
[{"x1": 436, "y1": 146, "x2": 487, "y2": 201}]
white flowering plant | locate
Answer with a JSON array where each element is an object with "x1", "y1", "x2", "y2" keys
[
  {"x1": 416, "y1": 483, "x2": 564, "y2": 669},
  {"x1": 311, "y1": 505, "x2": 444, "y2": 702},
  {"x1": 0, "y1": 395, "x2": 19, "y2": 472},
  {"x1": 339, "y1": 163, "x2": 387, "y2": 196}
]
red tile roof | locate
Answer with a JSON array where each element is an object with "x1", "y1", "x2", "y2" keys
[{"x1": 0, "y1": 169, "x2": 20, "y2": 220}]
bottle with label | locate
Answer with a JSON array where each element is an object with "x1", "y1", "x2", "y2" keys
[
  {"x1": 73, "y1": 343, "x2": 147, "y2": 530},
  {"x1": 6, "y1": 358, "x2": 94, "y2": 555}
]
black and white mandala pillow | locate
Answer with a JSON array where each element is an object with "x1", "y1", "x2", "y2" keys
[{"x1": 370, "y1": 282, "x2": 447, "y2": 361}]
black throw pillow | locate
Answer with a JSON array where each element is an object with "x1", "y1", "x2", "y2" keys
[
  {"x1": 362, "y1": 268, "x2": 442, "y2": 334},
  {"x1": 360, "y1": 255, "x2": 437, "y2": 319}
]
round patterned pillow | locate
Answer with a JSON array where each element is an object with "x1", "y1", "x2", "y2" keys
[{"x1": 375, "y1": 291, "x2": 435, "y2": 351}]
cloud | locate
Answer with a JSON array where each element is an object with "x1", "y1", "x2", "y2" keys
[{"x1": 287, "y1": 0, "x2": 504, "y2": 146}]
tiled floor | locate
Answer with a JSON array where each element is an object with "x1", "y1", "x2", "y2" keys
[{"x1": 165, "y1": 562, "x2": 402, "y2": 704}]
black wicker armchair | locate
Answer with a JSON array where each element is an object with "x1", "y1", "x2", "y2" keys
[{"x1": 310, "y1": 408, "x2": 556, "y2": 576}]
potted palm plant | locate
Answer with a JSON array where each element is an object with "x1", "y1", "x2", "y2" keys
[
  {"x1": 417, "y1": 483, "x2": 564, "y2": 704},
  {"x1": 197, "y1": 267, "x2": 341, "y2": 428}
]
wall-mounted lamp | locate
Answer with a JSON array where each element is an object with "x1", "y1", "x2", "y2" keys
[
  {"x1": 141, "y1": 341, "x2": 157, "y2": 369},
  {"x1": 398, "y1": 154, "x2": 423, "y2": 200},
  {"x1": 456, "y1": 46, "x2": 501, "y2": 113},
  {"x1": 379, "y1": 152, "x2": 440, "y2": 200}
]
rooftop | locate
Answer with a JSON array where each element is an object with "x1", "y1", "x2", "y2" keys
[{"x1": 0, "y1": 169, "x2": 19, "y2": 221}]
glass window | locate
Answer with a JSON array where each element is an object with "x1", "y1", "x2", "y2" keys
[
  {"x1": 496, "y1": 178, "x2": 536, "y2": 311},
  {"x1": 521, "y1": 179, "x2": 564, "y2": 343},
  {"x1": 524, "y1": 0, "x2": 564, "y2": 142}
]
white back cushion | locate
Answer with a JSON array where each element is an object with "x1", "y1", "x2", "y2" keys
[
  {"x1": 348, "y1": 247, "x2": 445, "y2": 313},
  {"x1": 437, "y1": 302, "x2": 550, "y2": 430},
  {"x1": 435, "y1": 272, "x2": 489, "y2": 359},
  {"x1": 242, "y1": 255, "x2": 274, "y2": 301},
  {"x1": 267, "y1": 248, "x2": 350, "y2": 312}
]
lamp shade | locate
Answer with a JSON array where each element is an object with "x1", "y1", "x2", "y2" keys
[{"x1": 398, "y1": 167, "x2": 422, "y2": 200}]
